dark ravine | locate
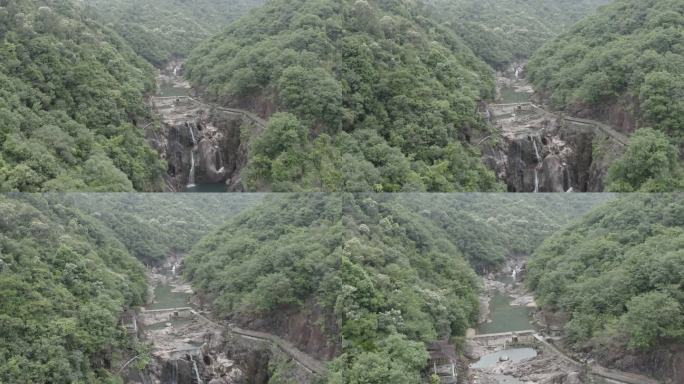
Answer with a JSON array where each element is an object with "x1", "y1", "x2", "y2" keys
[
  {"x1": 467, "y1": 258, "x2": 665, "y2": 384},
  {"x1": 146, "y1": 62, "x2": 264, "y2": 192},
  {"x1": 124, "y1": 257, "x2": 323, "y2": 384},
  {"x1": 481, "y1": 64, "x2": 627, "y2": 192},
  {"x1": 149, "y1": 61, "x2": 630, "y2": 194}
]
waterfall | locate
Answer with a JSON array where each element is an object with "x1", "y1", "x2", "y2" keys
[
  {"x1": 532, "y1": 137, "x2": 541, "y2": 163},
  {"x1": 170, "y1": 360, "x2": 178, "y2": 384},
  {"x1": 188, "y1": 125, "x2": 196, "y2": 146},
  {"x1": 190, "y1": 355, "x2": 203, "y2": 384},
  {"x1": 534, "y1": 168, "x2": 539, "y2": 193},
  {"x1": 186, "y1": 124, "x2": 198, "y2": 188},
  {"x1": 216, "y1": 146, "x2": 223, "y2": 169},
  {"x1": 187, "y1": 150, "x2": 196, "y2": 188}
]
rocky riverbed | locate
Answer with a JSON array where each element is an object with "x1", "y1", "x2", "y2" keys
[
  {"x1": 467, "y1": 258, "x2": 587, "y2": 384},
  {"x1": 125, "y1": 257, "x2": 317, "y2": 384},
  {"x1": 481, "y1": 62, "x2": 625, "y2": 193}
]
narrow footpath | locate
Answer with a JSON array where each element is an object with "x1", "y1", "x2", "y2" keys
[
  {"x1": 139, "y1": 259, "x2": 327, "y2": 383},
  {"x1": 466, "y1": 262, "x2": 660, "y2": 384}
]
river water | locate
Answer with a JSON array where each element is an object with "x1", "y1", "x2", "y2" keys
[
  {"x1": 146, "y1": 265, "x2": 195, "y2": 332},
  {"x1": 149, "y1": 273, "x2": 191, "y2": 310},
  {"x1": 478, "y1": 275, "x2": 534, "y2": 334},
  {"x1": 471, "y1": 274, "x2": 537, "y2": 383},
  {"x1": 158, "y1": 82, "x2": 190, "y2": 97},
  {"x1": 499, "y1": 86, "x2": 531, "y2": 104},
  {"x1": 471, "y1": 348, "x2": 537, "y2": 369}
]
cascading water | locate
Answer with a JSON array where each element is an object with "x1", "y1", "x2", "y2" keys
[
  {"x1": 187, "y1": 150, "x2": 196, "y2": 188},
  {"x1": 188, "y1": 125, "x2": 196, "y2": 146},
  {"x1": 190, "y1": 355, "x2": 203, "y2": 384},
  {"x1": 171, "y1": 360, "x2": 178, "y2": 384},
  {"x1": 185, "y1": 123, "x2": 200, "y2": 188},
  {"x1": 532, "y1": 137, "x2": 541, "y2": 163},
  {"x1": 186, "y1": 124, "x2": 200, "y2": 188},
  {"x1": 216, "y1": 146, "x2": 223, "y2": 169},
  {"x1": 534, "y1": 168, "x2": 539, "y2": 193}
]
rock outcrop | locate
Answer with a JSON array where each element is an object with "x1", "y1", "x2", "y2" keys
[
  {"x1": 233, "y1": 300, "x2": 341, "y2": 362},
  {"x1": 482, "y1": 65, "x2": 627, "y2": 193},
  {"x1": 146, "y1": 63, "x2": 260, "y2": 192},
  {"x1": 482, "y1": 103, "x2": 625, "y2": 193},
  {"x1": 146, "y1": 96, "x2": 255, "y2": 192}
]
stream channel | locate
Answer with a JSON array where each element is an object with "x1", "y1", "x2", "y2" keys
[
  {"x1": 470, "y1": 271, "x2": 538, "y2": 384},
  {"x1": 156, "y1": 66, "x2": 230, "y2": 193},
  {"x1": 146, "y1": 261, "x2": 199, "y2": 343}
]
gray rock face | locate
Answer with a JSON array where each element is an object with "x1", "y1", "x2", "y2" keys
[
  {"x1": 539, "y1": 155, "x2": 566, "y2": 192},
  {"x1": 483, "y1": 107, "x2": 623, "y2": 193},
  {"x1": 147, "y1": 97, "x2": 251, "y2": 191}
]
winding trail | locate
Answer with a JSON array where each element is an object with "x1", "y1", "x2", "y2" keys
[
  {"x1": 151, "y1": 96, "x2": 267, "y2": 130},
  {"x1": 143, "y1": 303, "x2": 327, "y2": 377},
  {"x1": 530, "y1": 334, "x2": 660, "y2": 384},
  {"x1": 195, "y1": 308, "x2": 326, "y2": 375},
  {"x1": 489, "y1": 101, "x2": 629, "y2": 146},
  {"x1": 470, "y1": 272, "x2": 660, "y2": 384}
]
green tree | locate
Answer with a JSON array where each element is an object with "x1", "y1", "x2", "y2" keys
[
  {"x1": 640, "y1": 71, "x2": 684, "y2": 137},
  {"x1": 607, "y1": 128, "x2": 683, "y2": 192},
  {"x1": 620, "y1": 291, "x2": 683, "y2": 350},
  {"x1": 83, "y1": 152, "x2": 135, "y2": 192}
]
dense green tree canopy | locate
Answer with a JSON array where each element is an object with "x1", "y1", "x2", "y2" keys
[
  {"x1": 184, "y1": 193, "x2": 609, "y2": 381},
  {"x1": 0, "y1": 193, "x2": 263, "y2": 383},
  {"x1": 527, "y1": 194, "x2": 684, "y2": 353},
  {"x1": 86, "y1": 0, "x2": 266, "y2": 66},
  {"x1": 397, "y1": 194, "x2": 611, "y2": 271},
  {"x1": 185, "y1": 0, "x2": 501, "y2": 192},
  {"x1": 0, "y1": 0, "x2": 165, "y2": 192},
  {"x1": 527, "y1": 0, "x2": 684, "y2": 192},
  {"x1": 0, "y1": 195, "x2": 148, "y2": 383},
  {"x1": 67, "y1": 193, "x2": 264, "y2": 265},
  {"x1": 424, "y1": 0, "x2": 613, "y2": 68},
  {"x1": 185, "y1": 194, "x2": 482, "y2": 381},
  {"x1": 528, "y1": 0, "x2": 684, "y2": 140},
  {"x1": 607, "y1": 128, "x2": 684, "y2": 192}
]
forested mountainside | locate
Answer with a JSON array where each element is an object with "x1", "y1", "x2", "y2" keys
[
  {"x1": 0, "y1": 195, "x2": 148, "y2": 383},
  {"x1": 184, "y1": 193, "x2": 609, "y2": 382},
  {"x1": 0, "y1": 0, "x2": 164, "y2": 192},
  {"x1": 527, "y1": 194, "x2": 684, "y2": 380},
  {"x1": 0, "y1": 193, "x2": 261, "y2": 383},
  {"x1": 527, "y1": 0, "x2": 684, "y2": 191},
  {"x1": 424, "y1": 0, "x2": 612, "y2": 68},
  {"x1": 185, "y1": 0, "x2": 501, "y2": 193},
  {"x1": 86, "y1": 0, "x2": 266, "y2": 66},
  {"x1": 67, "y1": 193, "x2": 263, "y2": 265},
  {"x1": 395, "y1": 194, "x2": 611, "y2": 271}
]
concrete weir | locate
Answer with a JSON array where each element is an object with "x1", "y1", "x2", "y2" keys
[
  {"x1": 470, "y1": 330, "x2": 537, "y2": 347},
  {"x1": 468, "y1": 330, "x2": 662, "y2": 384},
  {"x1": 140, "y1": 307, "x2": 194, "y2": 324}
]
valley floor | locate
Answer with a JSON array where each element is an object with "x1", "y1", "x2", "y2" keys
[{"x1": 465, "y1": 258, "x2": 662, "y2": 384}]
